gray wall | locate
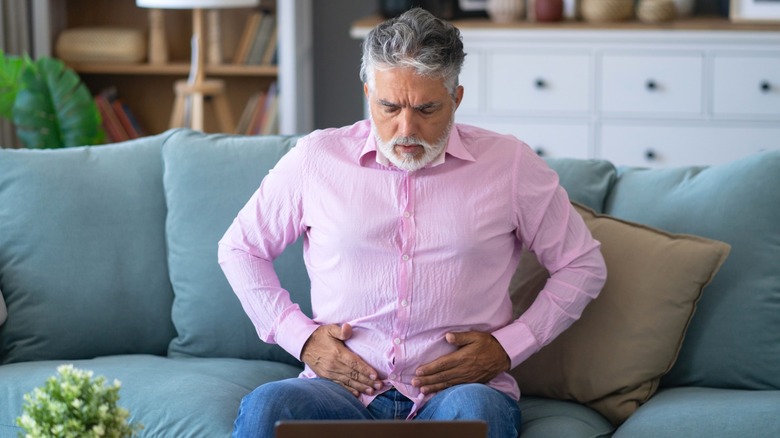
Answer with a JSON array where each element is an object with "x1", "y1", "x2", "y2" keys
[{"x1": 312, "y1": 0, "x2": 377, "y2": 130}]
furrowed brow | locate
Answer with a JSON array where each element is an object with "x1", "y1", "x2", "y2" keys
[
  {"x1": 378, "y1": 99, "x2": 401, "y2": 109},
  {"x1": 414, "y1": 102, "x2": 441, "y2": 112}
]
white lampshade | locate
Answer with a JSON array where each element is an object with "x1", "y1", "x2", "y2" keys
[{"x1": 136, "y1": 0, "x2": 258, "y2": 9}]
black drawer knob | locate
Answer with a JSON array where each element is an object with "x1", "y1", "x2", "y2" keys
[
  {"x1": 645, "y1": 149, "x2": 657, "y2": 161},
  {"x1": 534, "y1": 147, "x2": 546, "y2": 157},
  {"x1": 646, "y1": 80, "x2": 657, "y2": 91},
  {"x1": 534, "y1": 78, "x2": 547, "y2": 89},
  {"x1": 760, "y1": 81, "x2": 771, "y2": 93}
]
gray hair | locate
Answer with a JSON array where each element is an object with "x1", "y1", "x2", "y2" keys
[{"x1": 360, "y1": 8, "x2": 465, "y2": 96}]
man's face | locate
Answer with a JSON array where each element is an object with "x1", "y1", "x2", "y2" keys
[{"x1": 365, "y1": 67, "x2": 463, "y2": 171}]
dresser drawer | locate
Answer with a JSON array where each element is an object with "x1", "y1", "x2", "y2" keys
[
  {"x1": 599, "y1": 53, "x2": 704, "y2": 116},
  {"x1": 712, "y1": 54, "x2": 780, "y2": 118},
  {"x1": 600, "y1": 124, "x2": 780, "y2": 168},
  {"x1": 486, "y1": 52, "x2": 590, "y2": 113},
  {"x1": 466, "y1": 119, "x2": 590, "y2": 159}
]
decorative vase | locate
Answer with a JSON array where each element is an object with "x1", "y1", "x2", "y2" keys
[
  {"x1": 581, "y1": 0, "x2": 633, "y2": 22},
  {"x1": 536, "y1": 0, "x2": 564, "y2": 21},
  {"x1": 487, "y1": 0, "x2": 526, "y2": 23}
]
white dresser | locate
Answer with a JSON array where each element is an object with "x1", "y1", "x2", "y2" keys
[{"x1": 353, "y1": 18, "x2": 780, "y2": 168}]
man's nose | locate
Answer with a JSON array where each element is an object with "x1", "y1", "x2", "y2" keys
[{"x1": 398, "y1": 109, "x2": 418, "y2": 138}]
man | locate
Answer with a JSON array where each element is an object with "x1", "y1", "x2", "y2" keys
[{"x1": 218, "y1": 8, "x2": 606, "y2": 438}]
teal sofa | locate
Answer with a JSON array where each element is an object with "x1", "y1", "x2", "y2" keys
[{"x1": 0, "y1": 129, "x2": 778, "y2": 437}]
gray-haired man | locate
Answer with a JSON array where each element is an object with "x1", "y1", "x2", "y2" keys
[{"x1": 220, "y1": 8, "x2": 606, "y2": 437}]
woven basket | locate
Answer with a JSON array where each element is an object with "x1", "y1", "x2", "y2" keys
[
  {"x1": 581, "y1": 0, "x2": 634, "y2": 22},
  {"x1": 637, "y1": 0, "x2": 677, "y2": 22}
]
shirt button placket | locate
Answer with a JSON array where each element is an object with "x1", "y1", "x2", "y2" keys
[{"x1": 395, "y1": 173, "x2": 415, "y2": 375}]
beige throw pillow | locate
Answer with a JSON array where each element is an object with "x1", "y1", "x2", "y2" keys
[{"x1": 509, "y1": 202, "x2": 730, "y2": 425}]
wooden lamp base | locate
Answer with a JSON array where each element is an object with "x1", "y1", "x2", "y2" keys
[{"x1": 169, "y1": 78, "x2": 235, "y2": 133}]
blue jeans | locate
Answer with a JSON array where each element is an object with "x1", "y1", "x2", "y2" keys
[{"x1": 232, "y1": 378, "x2": 521, "y2": 438}]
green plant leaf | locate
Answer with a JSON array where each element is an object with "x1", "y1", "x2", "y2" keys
[
  {"x1": 0, "y1": 50, "x2": 27, "y2": 120},
  {"x1": 12, "y1": 57, "x2": 105, "y2": 148}
]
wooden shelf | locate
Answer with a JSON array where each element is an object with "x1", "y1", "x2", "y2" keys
[
  {"x1": 48, "y1": 0, "x2": 284, "y2": 135},
  {"x1": 67, "y1": 62, "x2": 278, "y2": 76}
]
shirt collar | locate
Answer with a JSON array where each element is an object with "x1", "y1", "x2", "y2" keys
[{"x1": 359, "y1": 123, "x2": 476, "y2": 169}]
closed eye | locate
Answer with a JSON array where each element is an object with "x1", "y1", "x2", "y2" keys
[
  {"x1": 378, "y1": 99, "x2": 401, "y2": 113},
  {"x1": 415, "y1": 103, "x2": 441, "y2": 115}
]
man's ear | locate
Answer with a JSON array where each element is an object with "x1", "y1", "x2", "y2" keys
[
  {"x1": 364, "y1": 83, "x2": 370, "y2": 99},
  {"x1": 454, "y1": 85, "x2": 464, "y2": 110}
]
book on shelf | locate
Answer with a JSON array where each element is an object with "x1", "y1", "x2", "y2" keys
[
  {"x1": 235, "y1": 81, "x2": 279, "y2": 135},
  {"x1": 260, "y1": 91, "x2": 279, "y2": 135},
  {"x1": 235, "y1": 91, "x2": 263, "y2": 135},
  {"x1": 95, "y1": 88, "x2": 145, "y2": 143},
  {"x1": 260, "y1": 26, "x2": 278, "y2": 66},
  {"x1": 232, "y1": 11, "x2": 262, "y2": 64},
  {"x1": 234, "y1": 10, "x2": 277, "y2": 65}
]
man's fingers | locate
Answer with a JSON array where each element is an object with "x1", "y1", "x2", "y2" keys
[
  {"x1": 340, "y1": 323, "x2": 353, "y2": 340},
  {"x1": 301, "y1": 324, "x2": 382, "y2": 396},
  {"x1": 412, "y1": 331, "x2": 511, "y2": 394}
]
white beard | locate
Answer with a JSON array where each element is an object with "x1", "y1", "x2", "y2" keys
[{"x1": 371, "y1": 117, "x2": 453, "y2": 172}]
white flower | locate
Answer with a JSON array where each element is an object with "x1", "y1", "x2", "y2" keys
[{"x1": 18, "y1": 413, "x2": 35, "y2": 429}]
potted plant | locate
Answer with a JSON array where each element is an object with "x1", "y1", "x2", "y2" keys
[
  {"x1": 17, "y1": 364, "x2": 142, "y2": 437},
  {"x1": 0, "y1": 51, "x2": 104, "y2": 148}
]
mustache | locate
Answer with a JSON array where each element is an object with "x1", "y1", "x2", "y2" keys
[{"x1": 391, "y1": 136, "x2": 428, "y2": 147}]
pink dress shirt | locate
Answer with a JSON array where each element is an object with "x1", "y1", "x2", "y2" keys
[{"x1": 218, "y1": 120, "x2": 606, "y2": 415}]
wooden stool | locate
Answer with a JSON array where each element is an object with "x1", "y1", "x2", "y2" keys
[{"x1": 169, "y1": 78, "x2": 235, "y2": 133}]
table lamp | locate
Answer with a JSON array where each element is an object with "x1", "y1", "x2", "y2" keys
[{"x1": 136, "y1": 0, "x2": 259, "y2": 132}]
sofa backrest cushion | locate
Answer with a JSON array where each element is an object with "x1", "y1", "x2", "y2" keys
[
  {"x1": 604, "y1": 150, "x2": 780, "y2": 390},
  {"x1": 162, "y1": 129, "x2": 308, "y2": 365},
  {"x1": 0, "y1": 135, "x2": 177, "y2": 364},
  {"x1": 544, "y1": 158, "x2": 617, "y2": 213}
]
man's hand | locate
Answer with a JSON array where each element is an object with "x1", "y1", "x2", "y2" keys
[
  {"x1": 300, "y1": 323, "x2": 383, "y2": 397},
  {"x1": 412, "y1": 331, "x2": 510, "y2": 395}
]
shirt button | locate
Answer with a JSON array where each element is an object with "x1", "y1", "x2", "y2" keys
[
  {"x1": 390, "y1": 373, "x2": 397, "y2": 379},
  {"x1": 402, "y1": 254, "x2": 410, "y2": 261},
  {"x1": 403, "y1": 211, "x2": 411, "y2": 218},
  {"x1": 401, "y1": 299, "x2": 409, "y2": 307},
  {"x1": 394, "y1": 338, "x2": 402, "y2": 345}
]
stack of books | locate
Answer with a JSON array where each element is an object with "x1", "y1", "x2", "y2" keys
[
  {"x1": 95, "y1": 88, "x2": 145, "y2": 142},
  {"x1": 235, "y1": 81, "x2": 279, "y2": 135},
  {"x1": 233, "y1": 11, "x2": 278, "y2": 66}
]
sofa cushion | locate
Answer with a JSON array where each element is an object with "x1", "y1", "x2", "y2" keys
[
  {"x1": 519, "y1": 396, "x2": 614, "y2": 438},
  {"x1": 162, "y1": 129, "x2": 309, "y2": 364},
  {"x1": 613, "y1": 387, "x2": 780, "y2": 438},
  {"x1": 0, "y1": 355, "x2": 303, "y2": 438},
  {"x1": 544, "y1": 158, "x2": 617, "y2": 213},
  {"x1": 604, "y1": 150, "x2": 780, "y2": 390},
  {"x1": 510, "y1": 203, "x2": 730, "y2": 425},
  {"x1": 0, "y1": 136, "x2": 177, "y2": 364}
]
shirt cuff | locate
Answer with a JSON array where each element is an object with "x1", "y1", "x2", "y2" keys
[
  {"x1": 275, "y1": 309, "x2": 320, "y2": 361},
  {"x1": 492, "y1": 321, "x2": 542, "y2": 370}
]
